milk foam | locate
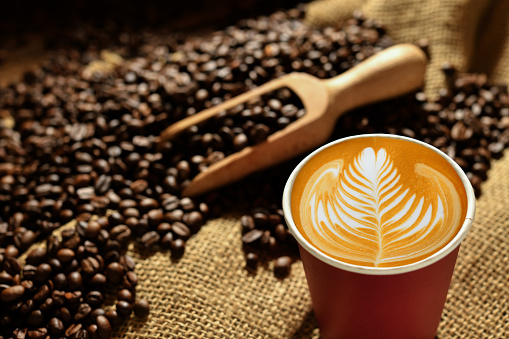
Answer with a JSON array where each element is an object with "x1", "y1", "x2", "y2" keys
[{"x1": 299, "y1": 146, "x2": 462, "y2": 267}]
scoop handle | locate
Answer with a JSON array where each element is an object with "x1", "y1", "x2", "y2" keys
[{"x1": 324, "y1": 43, "x2": 427, "y2": 117}]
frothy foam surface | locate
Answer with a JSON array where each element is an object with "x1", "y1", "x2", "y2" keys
[{"x1": 291, "y1": 136, "x2": 467, "y2": 267}]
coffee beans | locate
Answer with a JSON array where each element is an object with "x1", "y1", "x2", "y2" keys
[
  {"x1": 0, "y1": 284, "x2": 24, "y2": 302},
  {"x1": 0, "y1": 215, "x2": 151, "y2": 338},
  {"x1": 133, "y1": 298, "x2": 150, "y2": 318},
  {"x1": 1, "y1": 4, "x2": 508, "y2": 337},
  {"x1": 274, "y1": 256, "x2": 292, "y2": 279},
  {"x1": 240, "y1": 205, "x2": 297, "y2": 276}
]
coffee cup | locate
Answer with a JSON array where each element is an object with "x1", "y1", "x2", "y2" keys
[{"x1": 283, "y1": 134, "x2": 475, "y2": 339}]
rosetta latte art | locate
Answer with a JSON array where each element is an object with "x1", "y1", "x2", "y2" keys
[{"x1": 300, "y1": 147, "x2": 462, "y2": 267}]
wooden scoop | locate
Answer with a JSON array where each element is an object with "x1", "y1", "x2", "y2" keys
[{"x1": 160, "y1": 43, "x2": 427, "y2": 197}]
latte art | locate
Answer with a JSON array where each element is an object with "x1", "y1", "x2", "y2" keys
[{"x1": 291, "y1": 137, "x2": 468, "y2": 267}]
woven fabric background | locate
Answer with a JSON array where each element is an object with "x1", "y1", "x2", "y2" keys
[
  {"x1": 112, "y1": 1, "x2": 509, "y2": 338},
  {"x1": 306, "y1": 0, "x2": 505, "y2": 99}
]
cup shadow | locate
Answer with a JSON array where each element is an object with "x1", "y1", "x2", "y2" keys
[{"x1": 290, "y1": 310, "x2": 320, "y2": 339}]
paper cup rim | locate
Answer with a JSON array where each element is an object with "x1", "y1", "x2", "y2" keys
[{"x1": 282, "y1": 133, "x2": 476, "y2": 276}]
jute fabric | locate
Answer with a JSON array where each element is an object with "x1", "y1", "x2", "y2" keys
[
  {"x1": 114, "y1": 1, "x2": 509, "y2": 337},
  {"x1": 307, "y1": 0, "x2": 509, "y2": 99}
]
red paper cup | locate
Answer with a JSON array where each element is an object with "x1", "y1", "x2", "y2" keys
[{"x1": 283, "y1": 134, "x2": 476, "y2": 339}]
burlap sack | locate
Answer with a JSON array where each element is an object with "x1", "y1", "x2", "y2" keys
[
  {"x1": 307, "y1": 0, "x2": 509, "y2": 99},
  {"x1": 113, "y1": 1, "x2": 509, "y2": 338}
]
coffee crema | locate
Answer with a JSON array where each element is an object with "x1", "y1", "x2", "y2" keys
[{"x1": 291, "y1": 136, "x2": 468, "y2": 267}]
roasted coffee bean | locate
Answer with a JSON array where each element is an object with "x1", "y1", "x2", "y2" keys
[
  {"x1": 34, "y1": 263, "x2": 52, "y2": 284},
  {"x1": 0, "y1": 271, "x2": 13, "y2": 285},
  {"x1": 27, "y1": 309, "x2": 44, "y2": 327},
  {"x1": 240, "y1": 215, "x2": 255, "y2": 234},
  {"x1": 274, "y1": 256, "x2": 292, "y2": 278},
  {"x1": 46, "y1": 236, "x2": 62, "y2": 256},
  {"x1": 233, "y1": 133, "x2": 249, "y2": 151},
  {"x1": 19, "y1": 298, "x2": 35, "y2": 316},
  {"x1": 147, "y1": 209, "x2": 164, "y2": 227},
  {"x1": 22, "y1": 264, "x2": 37, "y2": 281},
  {"x1": 139, "y1": 198, "x2": 159, "y2": 213},
  {"x1": 4, "y1": 245, "x2": 19, "y2": 258},
  {"x1": 74, "y1": 303, "x2": 92, "y2": 321},
  {"x1": 117, "y1": 289, "x2": 133, "y2": 302},
  {"x1": 119, "y1": 254, "x2": 136, "y2": 271},
  {"x1": 179, "y1": 197, "x2": 196, "y2": 212},
  {"x1": 88, "y1": 324, "x2": 99, "y2": 338},
  {"x1": 274, "y1": 224, "x2": 287, "y2": 242},
  {"x1": 105, "y1": 262, "x2": 124, "y2": 285},
  {"x1": 105, "y1": 309, "x2": 122, "y2": 328},
  {"x1": 56, "y1": 248, "x2": 75, "y2": 264},
  {"x1": 109, "y1": 225, "x2": 132, "y2": 245},
  {"x1": 105, "y1": 239, "x2": 122, "y2": 253},
  {"x1": 242, "y1": 229, "x2": 263, "y2": 246},
  {"x1": 88, "y1": 273, "x2": 107, "y2": 291},
  {"x1": 54, "y1": 273, "x2": 67, "y2": 290},
  {"x1": 140, "y1": 231, "x2": 160, "y2": 248},
  {"x1": 182, "y1": 211, "x2": 204, "y2": 233},
  {"x1": 25, "y1": 247, "x2": 46, "y2": 266},
  {"x1": 58, "y1": 306, "x2": 73, "y2": 324},
  {"x1": 33, "y1": 284, "x2": 51, "y2": 303},
  {"x1": 48, "y1": 317, "x2": 65, "y2": 335},
  {"x1": 245, "y1": 252, "x2": 259, "y2": 270},
  {"x1": 156, "y1": 222, "x2": 172, "y2": 235},
  {"x1": 160, "y1": 232, "x2": 174, "y2": 249},
  {"x1": 115, "y1": 300, "x2": 132, "y2": 318},
  {"x1": 84, "y1": 220, "x2": 102, "y2": 239},
  {"x1": 0, "y1": 284, "x2": 24, "y2": 302},
  {"x1": 63, "y1": 258, "x2": 80, "y2": 275},
  {"x1": 122, "y1": 271, "x2": 138, "y2": 290},
  {"x1": 48, "y1": 258, "x2": 62, "y2": 272},
  {"x1": 67, "y1": 271, "x2": 83, "y2": 291},
  {"x1": 170, "y1": 239, "x2": 186, "y2": 259},
  {"x1": 65, "y1": 323, "x2": 83, "y2": 337},
  {"x1": 133, "y1": 299, "x2": 150, "y2": 318},
  {"x1": 123, "y1": 207, "x2": 140, "y2": 219},
  {"x1": 108, "y1": 211, "x2": 124, "y2": 226},
  {"x1": 171, "y1": 222, "x2": 191, "y2": 240},
  {"x1": 27, "y1": 327, "x2": 47, "y2": 339},
  {"x1": 21, "y1": 280, "x2": 36, "y2": 293},
  {"x1": 252, "y1": 212, "x2": 269, "y2": 227},
  {"x1": 86, "y1": 291, "x2": 104, "y2": 308},
  {"x1": 96, "y1": 315, "x2": 112, "y2": 339}
]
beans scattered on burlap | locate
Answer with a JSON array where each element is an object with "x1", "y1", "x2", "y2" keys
[{"x1": 1, "y1": 4, "x2": 509, "y2": 337}]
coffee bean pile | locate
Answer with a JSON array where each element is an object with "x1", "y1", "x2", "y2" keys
[
  {"x1": 0, "y1": 7, "x2": 397, "y2": 336},
  {"x1": 0, "y1": 216, "x2": 151, "y2": 339}
]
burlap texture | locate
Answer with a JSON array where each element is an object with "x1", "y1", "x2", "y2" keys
[
  {"x1": 113, "y1": 1, "x2": 509, "y2": 338},
  {"x1": 306, "y1": 0, "x2": 509, "y2": 99}
]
